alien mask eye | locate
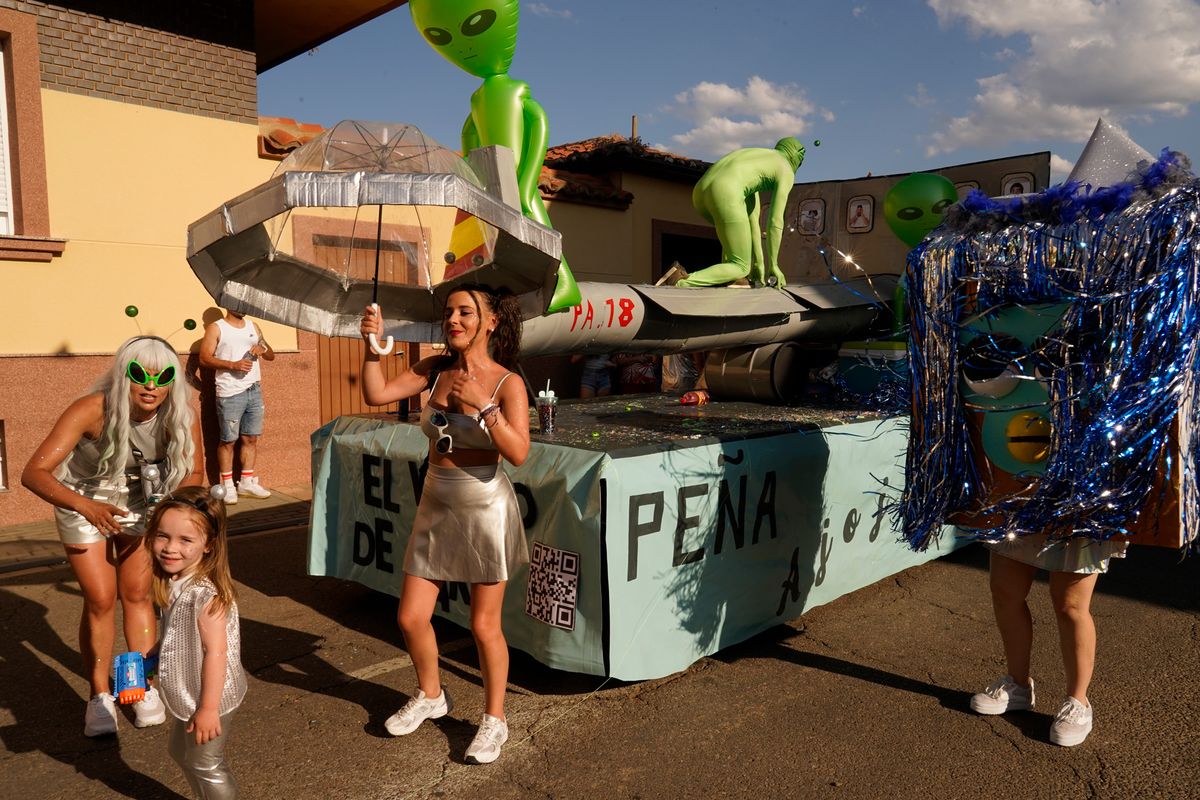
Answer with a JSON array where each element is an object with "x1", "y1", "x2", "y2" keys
[{"x1": 961, "y1": 333, "x2": 1024, "y2": 398}]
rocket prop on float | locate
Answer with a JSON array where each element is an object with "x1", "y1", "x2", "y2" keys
[{"x1": 900, "y1": 119, "x2": 1197, "y2": 553}]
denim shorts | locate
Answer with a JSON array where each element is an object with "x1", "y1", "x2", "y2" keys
[
  {"x1": 580, "y1": 367, "x2": 611, "y2": 393},
  {"x1": 216, "y1": 383, "x2": 264, "y2": 442}
]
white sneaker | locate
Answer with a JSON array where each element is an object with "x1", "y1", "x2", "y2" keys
[
  {"x1": 970, "y1": 675, "x2": 1035, "y2": 715},
  {"x1": 465, "y1": 714, "x2": 508, "y2": 764},
  {"x1": 222, "y1": 480, "x2": 238, "y2": 505},
  {"x1": 238, "y1": 476, "x2": 271, "y2": 499},
  {"x1": 132, "y1": 686, "x2": 167, "y2": 728},
  {"x1": 1050, "y1": 696, "x2": 1093, "y2": 746},
  {"x1": 84, "y1": 693, "x2": 118, "y2": 737},
  {"x1": 384, "y1": 688, "x2": 452, "y2": 736}
]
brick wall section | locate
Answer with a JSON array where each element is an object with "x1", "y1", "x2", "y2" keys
[{"x1": 0, "y1": 1, "x2": 256, "y2": 123}]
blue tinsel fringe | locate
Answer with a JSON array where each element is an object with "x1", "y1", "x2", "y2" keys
[{"x1": 899, "y1": 150, "x2": 1200, "y2": 553}]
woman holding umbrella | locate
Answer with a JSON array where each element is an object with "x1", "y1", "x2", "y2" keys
[
  {"x1": 22, "y1": 335, "x2": 204, "y2": 736},
  {"x1": 360, "y1": 284, "x2": 529, "y2": 764}
]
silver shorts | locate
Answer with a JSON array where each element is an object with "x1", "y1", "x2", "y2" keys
[{"x1": 55, "y1": 483, "x2": 148, "y2": 545}]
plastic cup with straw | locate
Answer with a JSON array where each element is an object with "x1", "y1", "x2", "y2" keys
[{"x1": 535, "y1": 380, "x2": 557, "y2": 434}]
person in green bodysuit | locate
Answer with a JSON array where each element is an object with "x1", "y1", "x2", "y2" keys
[
  {"x1": 410, "y1": 0, "x2": 580, "y2": 312},
  {"x1": 678, "y1": 137, "x2": 806, "y2": 289}
]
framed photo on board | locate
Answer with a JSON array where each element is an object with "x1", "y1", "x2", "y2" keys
[
  {"x1": 1002, "y1": 172, "x2": 1034, "y2": 196},
  {"x1": 846, "y1": 195, "x2": 874, "y2": 233},
  {"x1": 797, "y1": 198, "x2": 825, "y2": 235}
]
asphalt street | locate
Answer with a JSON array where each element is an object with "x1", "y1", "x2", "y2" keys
[{"x1": 1, "y1": 526, "x2": 1197, "y2": 799}]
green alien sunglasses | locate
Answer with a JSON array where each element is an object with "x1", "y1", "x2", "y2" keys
[{"x1": 126, "y1": 360, "x2": 176, "y2": 389}]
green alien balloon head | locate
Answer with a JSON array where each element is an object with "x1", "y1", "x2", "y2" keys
[
  {"x1": 410, "y1": 0, "x2": 519, "y2": 78},
  {"x1": 883, "y1": 173, "x2": 957, "y2": 248}
]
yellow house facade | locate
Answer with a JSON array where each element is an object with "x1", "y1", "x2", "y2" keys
[{"x1": 0, "y1": 1, "x2": 401, "y2": 525}]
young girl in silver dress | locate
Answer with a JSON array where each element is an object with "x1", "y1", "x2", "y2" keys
[
  {"x1": 146, "y1": 486, "x2": 246, "y2": 798},
  {"x1": 360, "y1": 284, "x2": 530, "y2": 764}
]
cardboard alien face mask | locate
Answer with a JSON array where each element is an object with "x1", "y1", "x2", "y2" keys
[
  {"x1": 958, "y1": 303, "x2": 1068, "y2": 480},
  {"x1": 950, "y1": 298, "x2": 1178, "y2": 545}
]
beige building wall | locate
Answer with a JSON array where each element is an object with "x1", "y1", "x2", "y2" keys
[
  {"x1": 0, "y1": 90, "x2": 283, "y2": 355},
  {"x1": 625, "y1": 173, "x2": 707, "y2": 285},
  {"x1": 550, "y1": 199, "x2": 634, "y2": 284},
  {"x1": 0, "y1": 90, "x2": 316, "y2": 525},
  {"x1": 549, "y1": 172, "x2": 707, "y2": 287}
]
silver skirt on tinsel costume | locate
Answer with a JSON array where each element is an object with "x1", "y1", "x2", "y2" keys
[
  {"x1": 986, "y1": 533, "x2": 1128, "y2": 574},
  {"x1": 405, "y1": 463, "x2": 528, "y2": 583}
]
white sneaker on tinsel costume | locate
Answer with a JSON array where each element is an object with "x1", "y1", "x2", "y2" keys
[
  {"x1": 84, "y1": 693, "x2": 118, "y2": 737},
  {"x1": 238, "y1": 476, "x2": 271, "y2": 499},
  {"x1": 222, "y1": 480, "x2": 238, "y2": 505},
  {"x1": 133, "y1": 686, "x2": 167, "y2": 728},
  {"x1": 1050, "y1": 696, "x2": 1093, "y2": 746},
  {"x1": 970, "y1": 675, "x2": 1035, "y2": 715},
  {"x1": 465, "y1": 714, "x2": 508, "y2": 764},
  {"x1": 385, "y1": 688, "x2": 452, "y2": 736}
]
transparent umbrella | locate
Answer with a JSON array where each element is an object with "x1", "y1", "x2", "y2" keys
[{"x1": 187, "y1": 121, "x2": 561, "y2": 346}]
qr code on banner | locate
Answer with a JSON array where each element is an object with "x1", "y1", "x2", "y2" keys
[{"x1": 525, "y1": 541, "x2": 580, "y2": 631}]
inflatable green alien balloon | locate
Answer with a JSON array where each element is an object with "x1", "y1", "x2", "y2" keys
[
  {"x1": 410, "y1": 0, "x2": 580, "y2": 312},
  {"x1": 883, "y1": 173, "x2": 957, "y2": 248}
]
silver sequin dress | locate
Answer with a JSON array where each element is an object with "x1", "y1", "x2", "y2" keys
[{"x1": 158, "y1": 575, "x2": 246, "y2": 721}]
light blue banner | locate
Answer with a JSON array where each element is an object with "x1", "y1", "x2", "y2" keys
[{"x1": 309, "y1": 415, "x2": 956, "y2": 680}]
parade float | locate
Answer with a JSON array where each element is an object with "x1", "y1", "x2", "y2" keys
[{"x1": 186, "y1": 4, "x2": 1195, "y2": 680}]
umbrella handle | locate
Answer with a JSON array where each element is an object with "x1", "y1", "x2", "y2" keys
[{"x1": 368, "y1": 303, "x2": 394, "y2": 356}]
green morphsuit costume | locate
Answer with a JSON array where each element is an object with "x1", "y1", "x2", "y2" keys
[
  {"x1": 678, "y1": 137, "x2": 805, "y2": 288},
  {"x1": 410, "y1": 0, "x2": 580, "y2": 312}
]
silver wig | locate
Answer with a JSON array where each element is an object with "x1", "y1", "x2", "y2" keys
[{"x1": 92, "y1": 336, "x2": 195, "y2": 488}]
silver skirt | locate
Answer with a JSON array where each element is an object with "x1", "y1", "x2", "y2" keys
[
  {"x1": 405, "y1": 463, "x2": 528, "y2": 584},
  {"x1": 986, "y1": 533, "x2": 1129, "y2": 574}
]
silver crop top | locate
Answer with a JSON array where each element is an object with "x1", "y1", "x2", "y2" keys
[{"x1": 419, "y1": 371, "x2": 513, "y2": 452}]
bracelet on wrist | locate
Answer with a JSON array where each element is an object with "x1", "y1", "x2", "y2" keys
[{"x1": 479, "y1": 404, "x2": 501, "y2": 427}]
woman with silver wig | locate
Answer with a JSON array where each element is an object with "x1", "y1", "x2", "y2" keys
[{"x1": 23, "y1": 335, "x2": 203, "y2": 737}]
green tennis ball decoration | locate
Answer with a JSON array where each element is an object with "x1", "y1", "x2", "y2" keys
[
  {"x1": 183, "y1": 318, "x2": 197, "y2": 331},
  {"x1": 124, "y1": 305, "x2": 139, "y2": 318}
]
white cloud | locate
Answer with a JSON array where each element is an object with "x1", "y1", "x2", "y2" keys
[
  {"x1": 526, "y1": 2, "x2": 572, "y2": 19},
  {"x1": 852, "y1": 6, "x2": 866, "y2": 17},
  {"x1": 666, "y1": 76, "x2": 831, "y2": 158},
  {"x1": 907, "y1": 82, "x2": 935, "y2": 108},
  {"x1": 1049, "y1": 153, "x2": 1075, "y2": 180},
  {"x1": 925, "y1": 0, "x2": 1200, "y2": 155}
]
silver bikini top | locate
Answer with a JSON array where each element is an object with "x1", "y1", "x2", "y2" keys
[{"x1": 419, "y1": 371, "x2": 513, "y2": 452}]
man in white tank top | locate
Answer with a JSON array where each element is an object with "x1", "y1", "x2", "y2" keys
[{"x1": 199, "y1": 309, "x2": 276, "y2": 502}]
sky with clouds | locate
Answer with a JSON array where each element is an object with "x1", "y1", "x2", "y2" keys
[{"x1": 258, "y1": 0, "x2": 1200, "y2": 183}]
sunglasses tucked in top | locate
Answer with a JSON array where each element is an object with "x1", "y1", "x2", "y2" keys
[{"x1": 419, "y1": 372, "x2": 516, "y2": 454}]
